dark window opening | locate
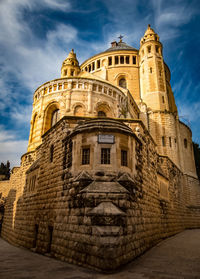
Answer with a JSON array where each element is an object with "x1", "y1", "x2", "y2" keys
[
  {"x1": 64, "y1": 70, "x2": 67, "y2": 76},
  {"x1": 101, "y1": 148, "x2": 110, "y2": 164},
  {"x1": 47, "y1": 226, "x2": 53, "y2": 253},
  {"x1": 125, "y1": 56, "x2": 130, "y2": 64},
  {"x1": 115, "y1": 56, "x2": 119, "y2": 64},
  {"x1": 162, "y1": 136, "x2": 165, "y2": 147},
  {"x1": 162, "y1": 96, "x2": 165, "y2": 103},
  {"x1": 149, "y1": 67, "x2": 152, "y2": 73},
  {"x1": 71, "y1": 70, "x2": 74, "y2": 76},
  {"x1": 97, "y1": 60, "x2": 100, "y2": 68},
  {"x1": 64, "y1": 138, "x2": 73, "y2": 169},
  {"x1": 50, "y1": 145, "x2": 54, "y2": 162},
  {"x1": 156, "y1": 45, "x2": 159, "y2": 53},
  {"x1": 98, "y1": 111, "x2": 106, "y2": 117},
  {"x1": 184, "y1": 138, "x2": 187, "y2": 148},
  {"x1": 108, "y1": 57, "x2": 112, "y2": 66},
  {"x1": 121, "y1": 150, "x2": 128, "y2": 166},
  {"x1": 119, "y1": 78, "x2": 127, "y2": 89},
  {"x1": 82, "y1": 148, "x2": 90, "y2": 165},
  {"x1": 92, "y1": 62, "x2": 95, "y2": 71},
  {"x1": 169, "y1": 137, "x2": 172, "y2": 147},
  {"x1": 88, "y1": 65, "x2": 91, "y2": 72},
  {"x1": 147, "y1": 46, "x2": 151, "y2": 53},
  {"x1": 132, "y1": 56, "x2": 136, "y2": 64},
  {"x1": 120, "y1": 56, "x2": 124, "y2": 64}
]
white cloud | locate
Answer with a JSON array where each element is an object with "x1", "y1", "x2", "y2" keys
[{"x1": 0, "y1": 126, "x2": 28, "y2": 167}]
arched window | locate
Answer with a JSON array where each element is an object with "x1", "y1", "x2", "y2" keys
[
  {"x1": 51, "y1": 109, "x2": 60, "y2": 127},
  {"x1": 119, "y1": 78, "x2": 127, "y2": 89},
  {"x1": 98, "y1": 111, "x2": 106, "y2": 117}
]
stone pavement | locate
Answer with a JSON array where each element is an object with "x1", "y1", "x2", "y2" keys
[{"x1": 0, "y1": 229, "x2": 200, "y2": 279}]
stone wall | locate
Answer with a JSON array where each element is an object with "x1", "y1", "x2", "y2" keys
[{"x1": 1, "y1": 118, "x2": 200, "y2": 271}]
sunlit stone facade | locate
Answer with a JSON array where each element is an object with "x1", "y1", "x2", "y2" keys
[{"x1": 0, "y1": 25, "x2": 200, "y2": 271}]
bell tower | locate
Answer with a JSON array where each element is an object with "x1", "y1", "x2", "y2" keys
[
  {"x1": 139, "y1": 24, "x2": 170, "y2": 111},
  {"x1": 61, "y1": 49, "x2": 80, "y2": 78}
]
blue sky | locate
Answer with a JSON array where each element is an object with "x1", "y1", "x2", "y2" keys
[{"x1": 0, "y1": 0, "x2": 200, "y2": 166}]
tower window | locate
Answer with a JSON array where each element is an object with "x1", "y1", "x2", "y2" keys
[
  {"x1": 162, "y1": 136, "x2": 165, "y2": 147},
  {"x1": 184, "y1": 139, "x2": 187, "y2": 148},
  {"x1": 125, "y1": 56, "x2": 130, "y2": 64},
  {"x1": 132, "y1": 56, "x2": 136, "y2": 64},
  {"x1": 169, "y1": 137, "x2": 172, "y2": 147},
  {"x1": 149, "y1": 67, "x2": 152, "y2": 73},
  {"x1": 156, "y1": 45, "x2": 159, "y2": 53},
  {"x1": 71, "y1": 70, "x2": 74, "y2": 76},
  {"x1": 88, "y1": 65, "x2": 91, "y2": 72},
  {"x1": 121, "y1": 150, "x2": 128, "y2": 166},
  {"x1": 64, "y1": 70, "x2": 67, "y2": 76},
  {"x1": 51, "y1": 109, "x2": 60, "y2": 127},
  {"x1": 97, "y1": 60, "x2": 100, "y2": 68},
  {"x1": 115, "y1": 56, "x2": 119, "y2": 64},
  {"x1": 82, "y1": 148, "x2": 90, "y2": 165},
  {"x1": 101, "y1": 148, "x2": 110, "y2": 164},
  {"x1": 119, "y1": 78, "x2": 127, "y2": 89},
  {"x1": 50, "y1": 145, "x2": 54, "y2": 162},
  {"x1": 147, "y1": 46, "x2": 151, "y2": 53},
  {"x1": 108, "y1": 57, "x2": 112, "y2": 66},
  {"x1": 162, "y1": 96, "x2": 165, "y2": 103},
  {"x1": 120, "y1": 56, "x2": 124, "y2": 64}
]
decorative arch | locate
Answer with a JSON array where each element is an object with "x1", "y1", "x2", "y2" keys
[
  {"x1": 114, "y1": 72, "x2": 131, "y2": 81},
  {"x1": 73, "y1": 103, "x2": 86, "y2": 116},
  {"x1": 96, "y1": 102, "x2": 113, "y2": 118},
  {"x1": 43, "y1": 102, "x2": 60, "y2": 134},
  {"x1": 30, "y1": 113, "x2": 37, "y2": 143},
  {"x1": 119, "y1": 78, "x2": 127, "y2": 89}
]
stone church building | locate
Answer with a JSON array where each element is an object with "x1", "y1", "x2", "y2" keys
[{"x1": 0, "y1": 25, "x2": 200, "y2": 271}]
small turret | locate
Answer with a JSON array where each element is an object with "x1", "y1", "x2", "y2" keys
[
  {"x1": 61, "y1": 49, "x2": 80, "y2": 78},
  {"x1": 140, "y1": 24, "x2": 160, "y2": 45}
]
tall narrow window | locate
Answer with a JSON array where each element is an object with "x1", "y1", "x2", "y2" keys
[
  {"x1": 97, "y1": 60, "x2": 100, "y2": 68},
  {"x1": 132, "y1": 56, "x2": 136, "y2": 64},
  {"x1": 108, "y1": 57, "x2": 112, "y2": 66},
  {"x1": 82, "y1": 148, "x2": 90, "y2": 165},
  {"x1": 147, "y1": 46, "x2": 151, "y2": 53},
  {"x1": 162, "y1": 136, "x2": 165, "y2": 147},
  {"x1": 50, "y1": 145, "x2": 54, "y2": 162},
  {"x1": 121, "y1": 150, "x2": 128, "y2": 166},
  {"x1": 71, "y1": 70, "x2": 74, "y2": 76},
  {"x1": 162, "y1": 96, "x2": 165, "y2": 103},
  {"x1": 169, "y1": 137, "x2": 172, "y2": 147},
  {"x1": 115, "y1": 56, "x2": 119, "y2": 64},
  {"x1": 88, "y1": 65, "x2": 91, "y2": 72},
  {"x1": 156, "y1": 45, "x2": 159, "y2": 53},
  {"x1": 51, "y1": 109, "x2": 60, "y2": 127},
  {"x1": 120, "y1": 56, "x2": 124, "y2": 64},
  {"x1": 184, "y1": 138, "x2": 187, "y2": 148},
  {"x1": 92, "y1": 62, "x2": 95, "y2": 71},
  {"x1": 119, "y1": 78, "x2": 126, "y2": 89},
  {"x1": 125, "y1": 56, "x2": 130, "y2": 64},
  {"x1": 101, "y1": 148, "x2": 110, "y2": 164},
  {"x1": 149, "y1": 67, "x2": 152, "y2": 73}
]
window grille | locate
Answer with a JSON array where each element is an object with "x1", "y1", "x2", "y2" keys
[
  {"x1": 101, "y1": 148, "x2": 110, "y2": 164},
  {"x1": 82, "y1": 148, "x2": 90, "y2": 165},
  {"x1": 121, "y1": 150, "x2": 128, "y2": 166}
]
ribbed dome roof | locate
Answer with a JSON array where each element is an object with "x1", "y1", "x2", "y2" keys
[{"x1": 105, "y1": 41, "x2": 137, "y2": 52}]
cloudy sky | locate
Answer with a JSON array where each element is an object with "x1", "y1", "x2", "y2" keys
[{"x1": 0, "y1": 0, "x2": 200, "y2": 166}]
